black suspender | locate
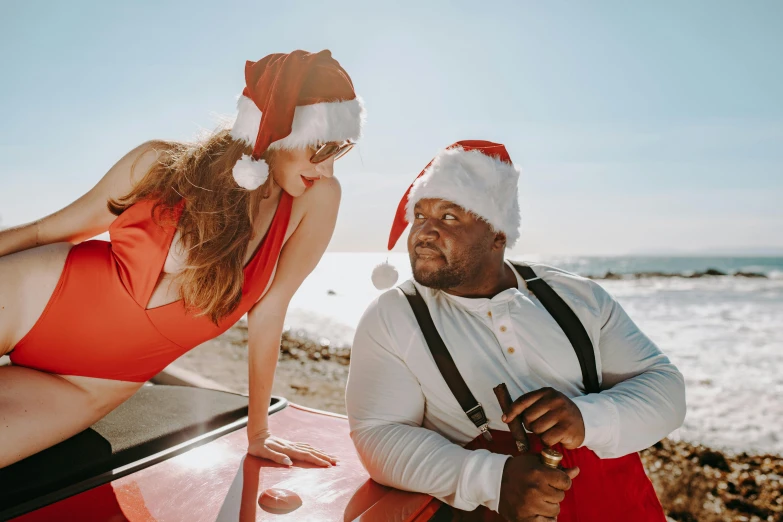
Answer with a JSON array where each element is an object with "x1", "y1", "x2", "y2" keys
[
  {"x1": 399, "y1": 262, "x2": 601, "y2": 439},
  {"x1": 510, "y1": 263, "x2": 601, "y2": 395},
  {"x1": 400, "y1": 280, "x2": 492, "y2": 441}
]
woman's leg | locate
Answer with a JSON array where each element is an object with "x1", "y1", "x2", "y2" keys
[
  {"x1": 0, "y1": 244, "x2": 143, "y2": 468},
  {"x1": 0, "y1": 366, "x2": 141, "y2": 468},
  {"x1": 0, "y1": 242, "x2": 72, "y2": 352}
]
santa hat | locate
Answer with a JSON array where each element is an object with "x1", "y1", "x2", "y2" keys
[
  {"x1": 230, "y1": 49, "x2": 365, "y2": 190},
  {"x1": 372, "y1": 140, "x2": 521, "y2": 289}
]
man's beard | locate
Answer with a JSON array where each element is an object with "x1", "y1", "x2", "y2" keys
[{"x1": 410, "y1": 241, "x2": 488, "y2": 290}]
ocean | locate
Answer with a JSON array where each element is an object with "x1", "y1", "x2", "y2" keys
[{"x1": 285, "y1": 253, "x2": 783, "y2": 455}]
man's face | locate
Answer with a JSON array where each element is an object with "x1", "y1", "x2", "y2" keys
[{"x1": 407, "y1": 198, "x2": 498, "y2": 290}]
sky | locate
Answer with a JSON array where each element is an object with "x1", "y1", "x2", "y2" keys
[{"x1": 0, "y1": 0, "x2": 781, "y2": 256}]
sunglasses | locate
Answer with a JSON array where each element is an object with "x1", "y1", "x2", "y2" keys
[{"x1": 310, "y1": 140, "x2": 355, "y2": 164}]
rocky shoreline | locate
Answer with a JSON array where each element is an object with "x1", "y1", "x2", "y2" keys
[
  {"x1": 641, "y1": 439, "x2": 781, "y2": 522},
  {"x1": 590, "y1": 268, "x2": 769, "y2": 280},
  {"x1": 172, "y1": 323, "x2": 782, "y2": 522}
]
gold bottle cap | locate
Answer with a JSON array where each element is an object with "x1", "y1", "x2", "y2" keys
[{"x1": 540, "y1": 448, "x2": 563, "y2": 468}]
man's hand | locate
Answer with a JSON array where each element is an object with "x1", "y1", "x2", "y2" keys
[
  {"x1": 502, "y1": 387, "x2": 586, "y2": 450},
  {"x1": 498, "y1": 454, "x2": 580, "y2": 521}
]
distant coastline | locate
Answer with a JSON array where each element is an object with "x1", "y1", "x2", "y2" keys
[
  {"x1": 512, "y1": 254, "x2": 783, "y2": 280},
  {"x1": 589, "y1": 268, "x2": 769, "y2": 280}
]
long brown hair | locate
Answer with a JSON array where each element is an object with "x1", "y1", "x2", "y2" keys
[{"x1": 109, "y1": 129, "x2": 275, "y2": 324}]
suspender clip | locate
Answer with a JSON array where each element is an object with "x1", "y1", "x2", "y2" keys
[
  {"x1": 480, "y1": 424, "x2": 493, "y2": 442},
  {"x1": 466, "y1": 403, "x2": 493, "y2": 442}
]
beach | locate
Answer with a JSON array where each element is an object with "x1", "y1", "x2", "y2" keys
[{"x1": 173, "y1": 321, "x2": 351, "y2": 415}]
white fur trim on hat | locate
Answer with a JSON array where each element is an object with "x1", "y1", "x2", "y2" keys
[
  {"x1": 405, "y1": 147, "x2": 521, "y2": 248},
  {"x1": 232, "y1": 154, "x2": 269, "y2": 190},
  {"x1": 231, "y1": 96, "x2": 263, "y2": 145},
  {"x1": 230, "y1": 95, "x2": 365, "y2": 149}
]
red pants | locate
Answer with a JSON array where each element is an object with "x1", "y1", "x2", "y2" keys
[{"x1": 457, "y1": 430, "x2": 666, "y2": 522}]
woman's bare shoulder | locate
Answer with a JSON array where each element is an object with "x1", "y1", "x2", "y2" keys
[
  {"x1": 115, "y1": 140, "x2": 176, "y2": 188},
  {"x1": 288, "y1": 176, "x2": 342, "y2": 227},
  {"x1": 249, "y1": 177, "x2": 342, "y2": 313},
  {"x1": 30, "y1": 140, "x2": 176, "y2": 245}
]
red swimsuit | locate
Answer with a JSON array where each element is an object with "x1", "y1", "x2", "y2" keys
[{"x1": 10, "y1": 193, "x2": 293, "y2": 382}]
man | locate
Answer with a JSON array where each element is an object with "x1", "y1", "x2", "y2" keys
[{"x1": 346, "y1": 141, "x2": 686, "y2": 521}]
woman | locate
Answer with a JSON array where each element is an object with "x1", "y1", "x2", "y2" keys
[{"x1": 0, "y1": 50, "x2": 365, "y2": 468}]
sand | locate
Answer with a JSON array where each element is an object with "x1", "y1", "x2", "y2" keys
[{"x1": 173, "y1": 320, "x2": 350, "y2": 414}]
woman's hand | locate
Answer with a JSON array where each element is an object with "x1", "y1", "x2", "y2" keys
[{"x1": 247, "y1": 429, "x2": 338, "y2": 467}]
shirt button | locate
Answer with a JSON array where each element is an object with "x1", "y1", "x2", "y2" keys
[
  {"x1": 487, "y1": 311, "x2": 492, "y2": 318},
  {"x1": 500, "y1": 326, "x2": 508, "y2": 333},
  {"x1": 507, "y1": 347, "x2": 515, "y2": 354}
]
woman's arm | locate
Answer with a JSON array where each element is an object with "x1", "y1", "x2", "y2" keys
[
  {"x1": 0, "y1": 141, "x2": 165, "y2": 257},
  {"x1": 245, "y1": 176, "x2": 341, "y2": 466}
]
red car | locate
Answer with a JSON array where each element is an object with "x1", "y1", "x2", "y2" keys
[{"x1": 0, "y1": 385, "x2": 447, "y2": 521}]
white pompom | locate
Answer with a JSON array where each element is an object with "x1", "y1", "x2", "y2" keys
[
  {"x1": 232, "y1": 154, "x2": 269, "y2": 190},
  {"x1": 371, "y1": 261, "x2": 399, "y2": 290}
]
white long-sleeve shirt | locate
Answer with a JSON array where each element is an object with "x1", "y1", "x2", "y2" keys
[{"x1": 346, "y1": 261, "x2": 686, "y2": 513}]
